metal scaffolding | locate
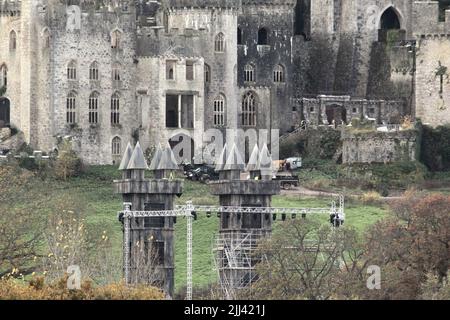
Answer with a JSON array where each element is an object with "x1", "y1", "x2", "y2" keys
[
  {"x1": 212, "y1": 232, "x2": 263, "y2": 300},
  {"x1": 119, "y1": 195, "x2": 345, "y2": 300}
]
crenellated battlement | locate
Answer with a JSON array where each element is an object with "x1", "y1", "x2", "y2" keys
[
  {"x1": 166, "y1": 0, "x2": 241, "y2": 10},
  {"x1": 241, "y1": 0, "x2": 296, "y2": 7},
  {"x1": 0, "y1": 0, "x2": 21, "y2": 16},
  {"x1": 413, "y1": 1, "x2": 450, "y2": 37}
]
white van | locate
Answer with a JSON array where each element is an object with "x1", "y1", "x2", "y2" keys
[{"x1": 285, "y1": 157, "x2": 302, "y2": 170}]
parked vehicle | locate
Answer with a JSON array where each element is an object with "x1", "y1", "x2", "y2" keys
[
  {"x1": 273, "y1": 157, "x2": 302, "y2": 171},
  {"x1": 274, "y1": 171, "x2": 299, "y2": 190},
  {"x1": 285, "y1": 157, "x2": 302, "y2": 170},
  {"x1": 186, "y1": 165, "x2": 219, "y2": 183}
]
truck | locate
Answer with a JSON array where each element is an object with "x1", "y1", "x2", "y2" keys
[
  {"x1": 274, "y1": 171, "x2": 299, "y2": 190},
  {"x1": 272, "y1": 157, "x2": 302, "y2": 190}
]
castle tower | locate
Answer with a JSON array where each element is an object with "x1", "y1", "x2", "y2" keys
[
  {"x1": 165, "y1": 0, "x2": 241, "y2": 132},
  {"x1": 210, "y1": 143, "x2": 280, "y2": 297},
  {"x1": 19, "y1": 0, "x2": 38, "y2": 146},
  {"x1": 115, "y1": 142, "x2": 183, "y2": 298},
  {"x1": 238, "y1": 0, "x2": 297, "y2": 133}
]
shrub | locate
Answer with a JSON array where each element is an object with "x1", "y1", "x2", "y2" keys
[
  {"x1": 0, "y1": 276, "x2": 165, "y2": 300},
  {"x1": 421, "y1": 124, "x2": 450, "y2": 171},
  {"x1": 18, "y1": 155, "x2": 38, "y2": 171},
  {"x1": 360, "y1": 191, "x2": 382, "y2": 205},
  {"x1": 279, "y1": 128, "x2": 341, "y2": 161},
  {"x1": 54, "y1": 139, "x2": 83, "y2": 180}
]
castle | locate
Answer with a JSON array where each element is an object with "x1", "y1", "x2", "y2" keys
[{"x1": 0, "y1": 0, "x2": 449, "y2": 164}]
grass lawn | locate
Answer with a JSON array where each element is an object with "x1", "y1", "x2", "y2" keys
[{"x1": 2, "y1": 165, "x2": 389, "y2": 294}]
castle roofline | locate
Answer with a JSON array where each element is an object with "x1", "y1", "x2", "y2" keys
[
  {"x1": 167, "y1": 0, "x2": 241, "y2": 9},
  {"x1": 241, "y1": 0, "x2": 296, "y2": 6},
  {"x1": 0, "y1": 0, "x2": 21, "y2": 15}
]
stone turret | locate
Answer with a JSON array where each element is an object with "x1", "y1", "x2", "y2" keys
[{"x1": 115, "y1": 142, "x2": 182, "y2": 298}]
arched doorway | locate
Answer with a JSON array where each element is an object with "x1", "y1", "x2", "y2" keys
[
  {"x1": 325, "y1": 104, "x2": 347, "y2": 126},
  {"x1": 380, "y1": 7, "x2": 401, "y2": 30},
  {"x1": 169, "y1": 133, "x2": 195, "y2": 164},
  {"x1": 0, "y1": 97, "x2": 10, "y2": 128},
  {"x1": 378, "y1": 7, "x2": 403, "y2": 42},
  {"x1": 257, "y1": 28, "x2": 268, "y2": 45}
]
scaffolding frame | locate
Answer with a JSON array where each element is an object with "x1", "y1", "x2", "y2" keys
[
  {"x1": 212, "y1": 231, "x2": 264, "y2": 300},
  {"x1": 118, "y1": 195, "x2": 345, "y2": 300}
]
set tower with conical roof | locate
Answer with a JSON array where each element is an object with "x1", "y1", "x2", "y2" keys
[{"x1": 114, "y1": 142, "x2": 183, "y2": 298}]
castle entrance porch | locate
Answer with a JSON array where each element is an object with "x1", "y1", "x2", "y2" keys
[
  {"x1": 0, "y1": 98, "x2": 10, "y2": 128},
  {"x1": 325, "y1": 104, "x2": 347, "y2": 126}
]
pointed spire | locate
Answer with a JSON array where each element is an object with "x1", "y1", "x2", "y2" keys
[
  {"x1": 215, "y1": 143, "x2": 228, "y2": 171},
  {"x1": 149, "y1": 144, "x2": 163, "y2": 171},
  {"x1": 119, "y1": 142, "x2": 133, "y2": 170},
  {"x1": 223, "y1": 143, "x2": 245, "y2": 171},
  {"x1": 259, "y1": 143, "x2": 273, "y2": 177},
  {"x1": 157, "y1": 144, "x2": 179, "y2": 170},
  {"x1": 127, "y1": 141, "x2": 148, "y2": 170},
  {"x1": 246, "y1": 144, "x2": 260, "y2": 172}
]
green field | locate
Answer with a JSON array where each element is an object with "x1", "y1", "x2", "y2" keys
[{"x1": 3, "y1": 165, "x2": 389, "y2": 294}]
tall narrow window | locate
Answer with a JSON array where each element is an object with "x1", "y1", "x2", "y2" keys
[
  {"x1": 258, "y1": 28, "x2": 268, "y2": 45},
  {"x1": 166, "y1": 60, "x2": 176, "y2": 80},
  {"x1": 237, "y1": 27, "x2": 243, "y2": 45},
  {"x1": 165, "y1": 94, "x2": 179, "y2": 128},
  {"x1": 89, "y1": 92, "x2": 99, "y2": 124},
  {"x1": 213, "y1": 94, "x2": 225, "y2": 126},
  {"x1": 89, "y1": 61, "x2": 99, "y2": 81},
  {"x1": 273, "y1": 64, "x2": 285, "y2": 83},
  {"x1": 67, "y1": 60, "x2": 77, "y2": 80},
  {"x1": 9, "y1": 31, "x2": 16, "y2": 52},
  {"x1": 186, "y1": 60, "x2": 194, "y2": 80},
  {"x1": 111, "y1": 92, "x2": 120, "y2": 124},
  {"x1": 242, "y1": 92, "x2": 257, "y2": 127},
  {"x1": 215, "y1": 33, "x2": 225, "y2": 52},
  {"x1": 0, "y1": 65, "x2": 7, "y2": 87},
  {"x1": 66, "y1": 91, "x2": 77, "y2": 124},
  {"x1": 112, "y1": 63, "x2": 121, "y2": 81},
  {"x1": 112, "y1": 136, "x2": 121, "y2": 156},
  {"x1": 244, "y1": 64, "x2": 255, "y2": 82},
  {"x1": 111, "y1": 30, "x2": 122, "y2": 49},
  {"x1": 42, "y1": 28, "x2": 50, "y2": 48},
  {"x1": 204, "y1": 64, "x2": 211, "y2": 83}
]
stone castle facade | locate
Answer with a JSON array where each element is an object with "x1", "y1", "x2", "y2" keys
[{"x1": 0, "y1": 0, "x2": 449, "y2": 164}]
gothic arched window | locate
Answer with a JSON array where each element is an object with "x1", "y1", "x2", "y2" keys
[
  {"x1": 215, "y1": 33, "x2": 225, "y2": 52},
  {"x1": 0, "y1": 65, "x2": 7, "y2": 87},
  {"x1": 111, "y1": 92, "x2": 120, "y2": 125},
  {"x1": 273, "y1": 64, "x2": 285, "y2": 83},
  {"x1": 258, "y1": 28, "x2": 268, "y2": 45},
  {"x1": 242, "y1": 92, "x2": 257, "y2": 127},
  {"x1": 89, "y1": 61, "x2": 99, "y2": 81},
  {"x1": 112, "y1": 63, "x2": 121, "y2": 81},
  {"x1": 89, "y1": 92, "x2": 99, "y2": 124},
  {"x1": 204, "y1": 64, "x2": 211, "y2": 83},
  {"x1": 67, "y1": 60, "x2": 77, "y2": 80},
  {"x1": 244, "y1": 64, "x2": 255, "y2": 82},
  {"x1": 112, "y1": 136, "x2": 121, "y2": 156},
  {"x1": 111, "y1": 30, "x2": 122, "y2": 49},
  {"x1": 213, "y1": 94, "x2": 226, "y2": 126},
  {"x1": 66, "y1": 91, "x2": 77, "y2": 124},
  {"x1": 10, "y1": 31, "x2": 17, "y2": 52}
]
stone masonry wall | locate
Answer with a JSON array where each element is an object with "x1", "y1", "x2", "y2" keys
[{"x1": 342, "y1": 129, "x2": 419, "y2": 164}]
